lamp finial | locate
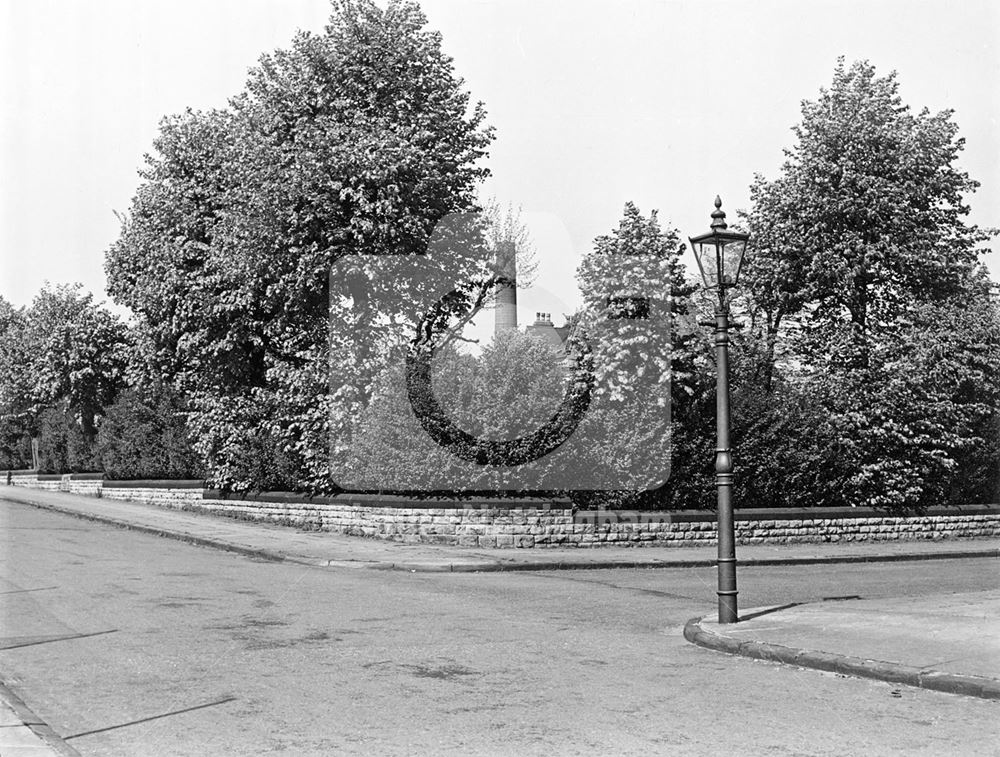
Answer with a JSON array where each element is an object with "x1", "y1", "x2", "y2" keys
[{"x1": 710, "y1": 196, "x2": 727, "y2": 231}]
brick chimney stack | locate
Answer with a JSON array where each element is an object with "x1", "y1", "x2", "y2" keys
[{"x1": 495, "y1": 240, "x2": 517, "y2": 334}]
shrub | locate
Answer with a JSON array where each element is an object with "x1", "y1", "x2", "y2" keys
[
  {"x1": 96, "y1": 387, "x2": 204, "y2": 480},
  {"x1": 0, "y1": 416, "x2": 32, "y2": 470},
  {"x1": 37, "y1": 405, "x2": 97, "y2": 473}
]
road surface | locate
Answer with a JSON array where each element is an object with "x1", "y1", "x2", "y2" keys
[{"x1": 1, "y1": 500, "x2": 997, "y2": 756}]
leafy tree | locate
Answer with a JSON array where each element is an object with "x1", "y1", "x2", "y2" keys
[
  {"x1": 743, "y1": 59, "x2": 990, "y2": 371},
  {"x1": 726, "y1": 335, "x2": 847, "y2": 510},
  {"x1": 741, "y1": 59, "x2": 998, "y2": 511},
  {"x1": 576, "y1": 203, "x2": 686, "y2": 397},
  {"x1": 105, "y1": 0, "x2": 494, "y2": 492},
  {"x1": 810, "y1": 280, "x2": 1000, "y2": 509},
  {"x1": 481, "y1": 198, "x2": 539, "y2": 291},
  {"x1": 571, "y1": 202, "x2": 704, "y2": 505},
  {"x1": 24, "y1": 284, "x2": 129, "y2": 441},
  {"x1": 0, "y1": 285, "x2": 127, "y2": 471},
  {"x1": 0, "y1": 296, "x2": 32, "y2": 468}
]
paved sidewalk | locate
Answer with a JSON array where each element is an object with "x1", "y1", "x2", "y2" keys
[
  {"x1": 2, "y1": 485, "x2": 998, "y2": 572},
  {"x1": 685, "y1": 589, "x2": 1000, "y2": 701}
]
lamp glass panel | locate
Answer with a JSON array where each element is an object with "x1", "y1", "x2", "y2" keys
[
  {"x1": 692, "y1": 239, "x2": 722, "y2": 289},
  {"x1": 720, "y1": 239, "x2": 747, "y2": 286}
]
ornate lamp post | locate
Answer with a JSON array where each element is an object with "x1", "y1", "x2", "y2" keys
[{"x1": 689, "y1": 196, "x2": 749, "y2": 625}]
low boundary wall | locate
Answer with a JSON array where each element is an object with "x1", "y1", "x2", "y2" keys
[
  {"x1": 102, "y1": 479, "x2": 205, "y2": 507},
  {"x1": 4, "y1": 473, "x2": 1000, "y2": 548}
]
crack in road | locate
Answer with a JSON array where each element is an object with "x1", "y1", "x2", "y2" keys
[
  {"x1": 0, "y1": 629, "x2": 118, "y2": 650},
  {"x1": 63, "y1": 697, "x2": 238, "y2": 741}
]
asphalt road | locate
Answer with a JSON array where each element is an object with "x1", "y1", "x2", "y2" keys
[{"x1": 1, "y1": 501, "x2": 997, "y2": 756}]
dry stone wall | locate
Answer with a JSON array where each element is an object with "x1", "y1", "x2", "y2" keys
[
  {"x1": 67, "y1": 479, "x2": 102, "y2": 496},
  {"x1": 574, "y1": 510, "x2": 1000, "y2": 546},
  {"x1": 3, "y1": 473, "x2": 999, "y2": 548},
  {"x1": 101, "y1": 483, "x2": 204, "y2": 508},
  {"x1": 197, "y1": 497, "x2": 576, "y2": 548}
]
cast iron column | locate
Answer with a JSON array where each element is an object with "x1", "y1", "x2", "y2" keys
[{"x1": 714, "y1": 306, "x2": 738, "y2": 624}]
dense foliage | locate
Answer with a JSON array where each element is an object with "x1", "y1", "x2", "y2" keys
[
  {"x1": 96, "y1": 386, "x2": 204, "y2": 480},
  {"x1": 346, "y1": 331, "x2": 570, "y2": 491},
  {"x1": 104, "y1": 0, "x2": 493, "y2": 493},
  {"x1": 569, "y1": 203, "x2": 702, "y2": 506},
  {"x1": 3, "y1": 34, "x2": 997, "y2": 513},
  {"x1": 0, "y1": 297, "x2": 31, "y2": 469},
  {"x1": 736, "y1": 59, "x2": 999, "y2": 511},
  {"x1": 0, "y1": 285, "x2": 129, "y2": 471}
]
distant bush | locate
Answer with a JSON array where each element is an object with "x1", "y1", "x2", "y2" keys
[
  {"x1": 96, "y1": 387, "x2": 204, "y2": 480},
  {"x1": 0, "y1": 416, "x2": 32, "y2": 470},
  {"x1": 37, "y1": 405, "x2": 97, "y2": 473}
]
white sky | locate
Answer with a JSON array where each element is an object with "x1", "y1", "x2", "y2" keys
[{"x1": 2, "y1": 0, "x2": 997, "y2": 327}]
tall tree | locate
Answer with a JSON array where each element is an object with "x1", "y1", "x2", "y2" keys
[
  {"x1": 0, "y1": 297, "x2": 32, "y2": 468},
  {"x1": 574, "y1": 202, "x2": 701, "y2": 500},
  {"x1": 0, "y1": 285, "x2": 128, "y2": 471},
  {"x1": 744, "y1": 59, "x2": 990, "y2": 370},
  {"x1": 106, "y1": 0, "x2": 494, "y2": 492},
  {"x1": 24, "y1": 284, "x2": 129, "y2": 438},
  {"x1": 742, "y1": 59, "x2": 998, "y2": 510}
]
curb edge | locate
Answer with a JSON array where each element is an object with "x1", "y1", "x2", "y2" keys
[
  {"x1": 682, "y1": 615, "x2": 1000, "y2": 701},
  {"x1": 0, "y1": 678, "x2": 82, "y2": 757},
  {"x1": 3, "y1": 495, "x2": 289, "y2": 565}
]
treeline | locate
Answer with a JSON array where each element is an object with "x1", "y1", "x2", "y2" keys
[
  {"x1": 0, "y1": 284, "x2": 201, "y2": 478},
  {"x1": 1, "y1": 2, "x2": 997, "y2": 511}
]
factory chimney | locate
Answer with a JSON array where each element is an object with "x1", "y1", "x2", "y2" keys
[{"x1": 494, "y1": 240, "x2": 517, "y2": 334}]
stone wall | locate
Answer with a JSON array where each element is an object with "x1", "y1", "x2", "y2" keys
[
  {"x1": 3, "y1": 473, "x2": 999, "y2": 549},
  {"x1": 574, "y1": 509, "x2": 1000, "y2": 547},
  {"x1": 8, "y1": 471, "x2": 38, "y2": 486},
  {"x1": 6, "y1": 472, "x2": 103, "y2": 494},
  {"x1": 67, "y1": 479, "x2": 103, "y2": 496},
  {"x1": 198, "y1": 496, "x2": 575, "y2": 547},
  {"x1": 32, "y1": 474, "x2": 63, "y2": 492},
  {"x1": 101, "y1": 480, "x2": 205, "y2": 508}
]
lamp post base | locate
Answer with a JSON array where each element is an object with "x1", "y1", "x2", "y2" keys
[{"x1": 717, "y1": 565, "x2": 738, "y2": 624}]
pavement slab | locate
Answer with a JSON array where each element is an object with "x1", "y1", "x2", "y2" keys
[
  {"x1": 685, "y1": 589, "x2": 1000, "y2": 700},
  {"x1": 2, "y1": 485, "x2": 998, "y2": 573}
]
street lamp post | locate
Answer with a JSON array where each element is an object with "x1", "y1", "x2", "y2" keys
[{"x1": 689, "y1": 196, "x2": 749, "y2": 625}]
